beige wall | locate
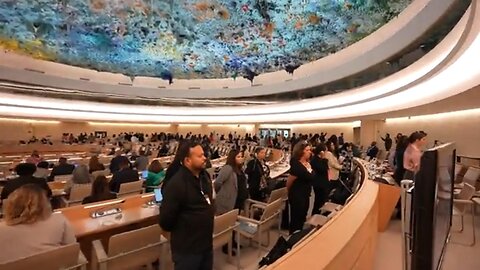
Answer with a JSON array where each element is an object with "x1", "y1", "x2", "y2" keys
[
  {"x1": 0, "y1": 111, "x2": 478, "y2": 157},
  {"x1": 0, "y1": 121, "x2": 256, "y2": 143},
  {"x1": 290, "y1": 124, "x2": 355, "y2": 143},
  {"x1": 377, "y1": 113, "x2": 480, "y2": 157}
]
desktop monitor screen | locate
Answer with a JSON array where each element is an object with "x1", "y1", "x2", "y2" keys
[
  {"x1": 154, "y1": 188, "x2": 163, "y2": 204},
  {"x1": 411, "y1": 143, "x2": 455, "y2": 270}
]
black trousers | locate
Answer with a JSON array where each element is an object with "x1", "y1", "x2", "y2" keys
[
  {"x1": 288, "y1": 192, "x2": 310, "y2": 234},
  {"x1": 312, "y1": 185, "x2": 328, "y2": 215},
  {"x1": 249, "y1": 186, "x2": 265, "y2": 202},
  {"x1": 172, "y1": 250, "x2": 213, "y2": 270}
]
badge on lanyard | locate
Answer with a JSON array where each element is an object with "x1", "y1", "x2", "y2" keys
[{"x1": 201, "y1": 190, "x2": 211, "y2": 205}]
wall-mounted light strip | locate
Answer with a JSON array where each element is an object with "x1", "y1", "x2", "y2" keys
[
  {"x1": 293, "y1": 122, "x2": 358, "y2": 128},
  {"x1": 87, "y1": 122, "x2": 171, "y2": 127},
  {"x1": 259, "y1": 124, "x2": 293, "y2": 129},
  {"x1": 0, "y1": 117, "x2": 60, "y2": 124},
  {"x1": 385, "y1": 108, "x2": 480, "y2": 123},
  {"x1": 207, "y1": 124, "x2": 255, "y2": 128},
  {"x1": 178, "y1": 124, "x2": 202, "y2": 127}
]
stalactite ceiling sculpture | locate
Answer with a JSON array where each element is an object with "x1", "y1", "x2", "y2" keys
[{"x1": 0, "y1": 0, "x2": 410, "y2": 83}]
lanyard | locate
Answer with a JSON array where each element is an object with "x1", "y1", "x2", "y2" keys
[{"x1": 199, "y1": 178, "x2": 211, "y2": 205}]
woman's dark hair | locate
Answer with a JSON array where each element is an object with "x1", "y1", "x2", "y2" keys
[
  {"x1": 396, "y1": 135, "x2": 409, "y2": 151},
  {"x1": 340, "y1": 142, "x2": 352, "y2": 152},
  {"x1": 89, "y1": 155, "x2": 104, "y2": 172},
  {"x1": 91, "y1": 176, "x2": 110, "y2": 197},
  {"x1": 292, "y1": 141, "x2": 309, "y2": 160},
  {"x1": 254, "y1": 147, "x2": 265, "y2": 154},
  {"x1": 15, "y1": 163, "x2": 37, "y2": 176},
  {"x1": 37, "y1": 161, "x2": 49, "y2": 169},
  {"x1": 408, "y1": 131, "x2": 428, "y2": 144},
  {"x1": 313, "y1": 143, "x2": 327, "y2": 156},
  {"x1": 225, "y1": 149, "x2": 242, "y2": 174},
  {"x1": 148, "y1": 160, "x2": 163, "y2": 174}
]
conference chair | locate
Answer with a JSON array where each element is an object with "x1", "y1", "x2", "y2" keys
[
  {"x1": 213, "y1": 209, "x2": 240, "y2": 269},
  {"x1": 455, "y1": 166, "x2": 480, "y2": 195},
  {"x1": 0, "y1": 243, "x2": 87, "y2": 270},
  {"x1": 62, "y1": 184, "x2": 92, "y2": 207},
  {"x1": 91, "y1": 225, "x2": 166, "y2": 270},
  {"x1": 117, "y1": 180, "x2": 143, "y2": 199},
  {"x1": 451, "y1": 183, "x2": 476, "y2": 246},
  {"x1": 237, "y1": 199, "x2": 283, "y2": 256},
  {"x1": 91, "y1": 169, "x2": 111, "y2": 179},
  {"x1": 454, "y1": 163, "x2": 466, "y2": 185},
  {"x1": 149, "y1": 150, "x2": 159, "y2": 159},
  {"x1": 307, "y1": 211, "x2": 338, "y2": 228},
  {"x1": 55, "y1": 174, "x2": 73, "y2": 182},
  {"x1": 244, "y1": 187, "x2": 287, "y2": 218}
]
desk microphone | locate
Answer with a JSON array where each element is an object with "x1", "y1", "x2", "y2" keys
[{"x1": 84, "y1": 199, "x2": 126, "y2": 219}]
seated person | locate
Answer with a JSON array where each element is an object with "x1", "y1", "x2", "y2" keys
[
  {"x1": 33, "y1": 161, "x2": 50, "y2": 179},
  {"x1": 109, "y1": 150, "x2": 124, "y2": 174},
  {"x1": 158, "y1": 143, "x2": 169, "y2": 157},
  {"x1": 109, "y1": 157, "x2": 139, "y2": 193},
  {"x1": 88, "y1": 155, "x2": 105, "y2": 174},
  {"x1": 145, "y1": 160, "x2": 166, "y2": 193},
  {"x1": 1, "y1": 163, "x2": 52, "y2": 201},
  {"x1": 0, "y1": 184, "x2": 76, "y2": 263},
  {"x1": 48, "y1": 157, "x2": 75, "y2": 182},
  {"x1": 82, "y1": 176, "x2": 117, "y2": 204},
  {"x1": 134, "y1": 150, "x2": 149, "y2": 172},
  {"x1": 26, "y1": 150, "x2": 42, "y2": 165},
  {"x1": 366, "y1": 141, "x2": 379, "y2": 160},
  {"x1": 64, "y1": 165, "x2": 92, "y2": 195}
]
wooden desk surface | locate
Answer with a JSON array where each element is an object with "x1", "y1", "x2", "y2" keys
[{"x1": 59, "y1": 193, "x2": 158, "y2": 238}]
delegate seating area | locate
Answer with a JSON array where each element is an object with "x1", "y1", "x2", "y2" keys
[
  {"x1": 0, "y1": 146, "x2": 292, "y2": 269},
  {"x1": 5, "y1": 138, "x2": 475, "y2": 269}
]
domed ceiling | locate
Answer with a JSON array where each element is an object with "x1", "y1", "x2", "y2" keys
[{"x1": 0, "y1": 0, "x2": 410, "y2": 82}]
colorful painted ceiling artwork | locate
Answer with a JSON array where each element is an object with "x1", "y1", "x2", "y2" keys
[{"x1": 0, "y1": 0, "x2": 411, "y2": 82}]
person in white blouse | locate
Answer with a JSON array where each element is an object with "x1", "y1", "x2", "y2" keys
[
  {"x1": 325, "y1": 141, "x2": 343, "y2": 188},
  {"x1": 0, "y1": 184, "x2": 76, "y2": 263}
]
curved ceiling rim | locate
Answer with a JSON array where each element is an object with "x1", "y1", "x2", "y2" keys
[
  {"x1": 0, "y1": 3, "x2": 472, "y2": 118},
  {"x1": 0, "y1": 0, "x2": 457, "y2": 99},
  {"x1": 0, "y1": 20, "x2": 479, "y2": 124}
]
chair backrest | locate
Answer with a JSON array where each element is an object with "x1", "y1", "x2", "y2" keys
[
  {"x1": 463, "y1": 167, "x2": 480, "y2": 187},
  {"x1": 118, "y1": 181, "x2": 143, "y2": 198},
  {"x1": 104, "y1": 225, "x2": 163, "y2": 270},
  {"x1": 457, "y1": 183, "x2": 476, "y2": 200},
  {"x1": 55, "y1": 174, "x2": 73, "y2": 182},
  {"x1": 213, "y1": 209, "x2": 239, "y2": 249},
  {"x1": 1, "y1": 243, "x2": 85, "y2": 270},
  {"x1": 92, "y1": 169, "x2": 110, "y2": 179},
  {"x1": 268, "y1": 188, "x2": 287, "y2": 203},
  {"x1": 69, "y1": 184, "x2": 93, "y2": 205},
  {"x1": 455, "y1": 163, "x2": 464, "y2": 176},
  {"x1": 260, "y1": 199, "x2": 283, "y2": 222}
]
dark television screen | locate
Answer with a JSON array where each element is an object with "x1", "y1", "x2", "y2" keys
[{"x1": 411, "y1": 143, "x2": 455, "y2": 270}]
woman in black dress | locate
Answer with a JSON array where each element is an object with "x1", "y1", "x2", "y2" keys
[
  {"x1": 245, "y1": 147, "x2": 270, "y2": 201},
  {"x1": 288, "y1": 141, "x2": 315, "y2": 234},
  {"x1": 310, "y1": 143, "x2": 330, "y2": 215}
]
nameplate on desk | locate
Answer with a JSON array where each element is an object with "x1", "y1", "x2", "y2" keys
[{"x1": 90, "y1": 208, "x2": 122, "y2": 219}]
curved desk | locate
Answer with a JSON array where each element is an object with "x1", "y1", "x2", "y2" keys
[{"x1": 268, "y1": 160, "x2": 380, "y2": 270}]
